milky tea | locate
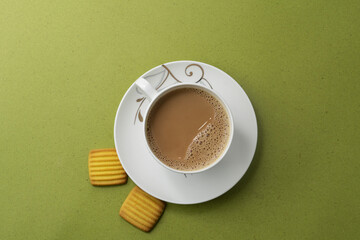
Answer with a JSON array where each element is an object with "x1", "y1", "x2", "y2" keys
[{"x1": 145, "y1": 87, "x2": 231, "y2": 171}]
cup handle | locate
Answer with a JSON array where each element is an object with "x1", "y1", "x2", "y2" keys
[{"x1": 135, "y1": 78, "x2": 158, "y2": 101}]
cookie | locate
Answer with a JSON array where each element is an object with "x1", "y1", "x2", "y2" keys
[
  {"x1": 120, "y1": 186, "x2": 166, "y2": 232},
  {"x1": 88, "y1": 148, "x2": 127, "y2": 186}
]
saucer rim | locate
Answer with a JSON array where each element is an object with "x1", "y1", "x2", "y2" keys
[{"x1": 114, "y1": 60, "x2": 258, "y2": 204}]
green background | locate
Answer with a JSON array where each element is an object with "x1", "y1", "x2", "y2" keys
[{"x1": 1, "y1": 0, "x2": 359, "y2": 239}]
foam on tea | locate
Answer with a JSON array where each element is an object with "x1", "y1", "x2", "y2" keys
[{"x1": 146, "y1": 87, "x2": 230, "y2": 171}]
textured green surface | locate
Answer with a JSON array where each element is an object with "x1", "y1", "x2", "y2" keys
[{"x1": 1, "y1": 0, "x2": 359, "y2": 239}]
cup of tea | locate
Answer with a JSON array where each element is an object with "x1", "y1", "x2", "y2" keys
[{"x1": 135, "y1": 78, "x2": 234, "y2": 174}]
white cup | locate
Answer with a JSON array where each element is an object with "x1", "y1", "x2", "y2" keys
[{"x1": 135, "y1": 78, "x2": 234, "y2": 174}]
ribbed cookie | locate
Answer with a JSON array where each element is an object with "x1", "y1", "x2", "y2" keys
[
  {"x1": 88, "y1": 148, "x2": 127, "y2": 186},
  {"x1": 120, "y1": 186, "x2": 166, "y2": 232}
]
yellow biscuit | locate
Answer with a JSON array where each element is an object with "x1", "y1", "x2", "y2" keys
[
  {"x1": 120, "y1": 186, "x2": 166, "y2": 232},
  {"x1": 88, "y1": 148, "x2": 127, "y2": 186}
]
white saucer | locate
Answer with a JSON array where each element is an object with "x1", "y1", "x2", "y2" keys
[{"x1": 114, "y1": 60, "x2": 257, "y2": 204}]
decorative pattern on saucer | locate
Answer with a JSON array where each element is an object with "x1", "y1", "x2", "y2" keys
[{"x1": 134, "y1": 63, "x2": 212, "y2": 124}]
